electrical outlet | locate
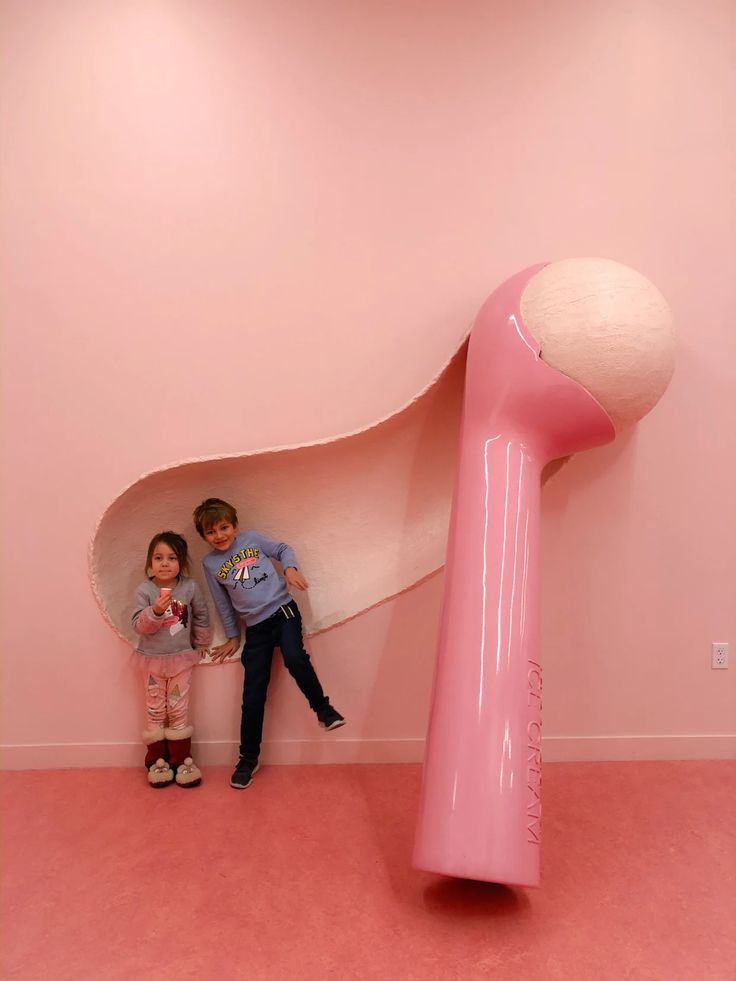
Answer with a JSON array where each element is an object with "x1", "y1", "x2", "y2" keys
[{"x1": 711, "y1": 642, "x2": 729, "y2": 670}]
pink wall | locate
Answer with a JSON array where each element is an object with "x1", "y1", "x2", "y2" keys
[{"x1": 2, "y1": 0, "x2": 734, "y2": 767}]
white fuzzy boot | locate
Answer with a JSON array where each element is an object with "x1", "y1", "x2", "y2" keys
[
  {"x1": 143, "y1": 728, "x2": 174, "y2": 787},
  {"x1": 165, "y1": 726, "x2": 202, "y2": 787}
]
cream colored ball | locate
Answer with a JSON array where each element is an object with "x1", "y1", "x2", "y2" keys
[{"x1": 520, "y1": 258, "x2": 676, "y2": 430}]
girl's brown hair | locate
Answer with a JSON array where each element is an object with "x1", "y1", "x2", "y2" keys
[{"x1": 145, "y1": 531, "x2": 190, "y2": 579}]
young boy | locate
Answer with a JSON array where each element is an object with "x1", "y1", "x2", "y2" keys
[{"x1": 193, "y1": 497, "x2": 345, "y2": 789}]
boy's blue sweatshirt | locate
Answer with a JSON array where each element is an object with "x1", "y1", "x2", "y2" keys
[{"x1": 202, "y1": 530, "x2": 298, "y2": 636}]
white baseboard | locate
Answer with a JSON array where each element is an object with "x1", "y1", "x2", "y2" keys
[
  {"x1": 0, "y1": 737, "x2": 426, "y2": 770},
  {"x1": 1, "y1": 733, "x2": 734, "y2": 771},
  {"x1": 541, "y1": 733, "x2": 736, "y2": 762}
]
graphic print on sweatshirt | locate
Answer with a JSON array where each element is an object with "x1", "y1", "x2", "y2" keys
[
  {"x1": 162, "y1": 599, "x2": 189, "y2": 636},
  {"x1": 216, "y1": 547, "x2": 269, "y2": 590}
]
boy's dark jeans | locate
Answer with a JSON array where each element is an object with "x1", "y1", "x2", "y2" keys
[{"x1": 239, "y1": 600, "x2": 328, "y2": 761}]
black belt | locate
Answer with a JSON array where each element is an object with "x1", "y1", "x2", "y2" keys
[{"x1": 269, "y1": 600, "x2": 297, "y2": 621}]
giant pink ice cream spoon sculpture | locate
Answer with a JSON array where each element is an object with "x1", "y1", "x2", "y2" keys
[{"x1": 412, "y1": 258, "x2": 676, "y2": 887}]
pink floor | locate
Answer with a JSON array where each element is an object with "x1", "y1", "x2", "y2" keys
[{"x1": 1, "y1": 760, "x2": 734, "y2": 981}]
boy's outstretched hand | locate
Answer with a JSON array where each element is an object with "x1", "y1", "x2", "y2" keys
[
  {"x1": 285, "y1": 567, "x2": 308, "y2": 590},
  {"x1": 210, "y1": 638, "x2": 240, "y2": 663}
]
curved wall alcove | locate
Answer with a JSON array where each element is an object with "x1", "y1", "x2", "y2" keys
[{"x1": 90, "y1": 346, "x2": 467, "y2": 652}]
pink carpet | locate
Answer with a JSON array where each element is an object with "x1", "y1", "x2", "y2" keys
[{"x1": 1, "y1": 760, "x2": 734, "y2": 980}]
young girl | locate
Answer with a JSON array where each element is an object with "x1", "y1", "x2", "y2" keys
[{"x1": 132, "y1": 531, "x2": 212, "y2": 788}]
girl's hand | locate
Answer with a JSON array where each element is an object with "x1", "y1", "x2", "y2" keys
[
  {"x1": 210, "y1": 638, "x2": 240, "y2": 663},
  {"x1": 196, "y1": 646, "x2": 211, "y2": 660},
  {"x1": 285, "y1": 567, "x2": 308, "y2": 590},
  {"x1": 152, "y1": 591, "x2": 172, "y2": 615}
]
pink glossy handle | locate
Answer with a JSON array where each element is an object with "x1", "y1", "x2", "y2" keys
[{"x1": 413, "y1": 266, "x2": 615, "y2": 886}]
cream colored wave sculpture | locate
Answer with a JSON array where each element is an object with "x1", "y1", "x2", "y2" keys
[{"x1": 90, "y1": 346, "x2": 467, "y2": 655}]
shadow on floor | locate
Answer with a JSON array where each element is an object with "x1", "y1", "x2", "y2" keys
[{"x1": 422, "y1": 878, "x2": 530, "y2": 918}]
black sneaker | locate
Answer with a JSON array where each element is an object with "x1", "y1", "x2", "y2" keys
[
  {"x1": 230, "y1": 757, "x2": 260, "y2": 789},
  {"x1": 317, "y1": 705, "x2": 346, "y2": 731}
]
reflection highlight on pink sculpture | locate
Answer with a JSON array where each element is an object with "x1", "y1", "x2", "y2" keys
[{"x1": 412, "y1": 259, "x2": 676, "y2": 887}]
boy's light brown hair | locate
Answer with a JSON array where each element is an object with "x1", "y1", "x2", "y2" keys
[{"x1": 192, "y1": 498, "x2": 239, "y2": 538}]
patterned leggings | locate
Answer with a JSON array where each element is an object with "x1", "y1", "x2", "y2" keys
[{"x1": 143, "y1": 665, "x2": 193, "y2": 732}]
